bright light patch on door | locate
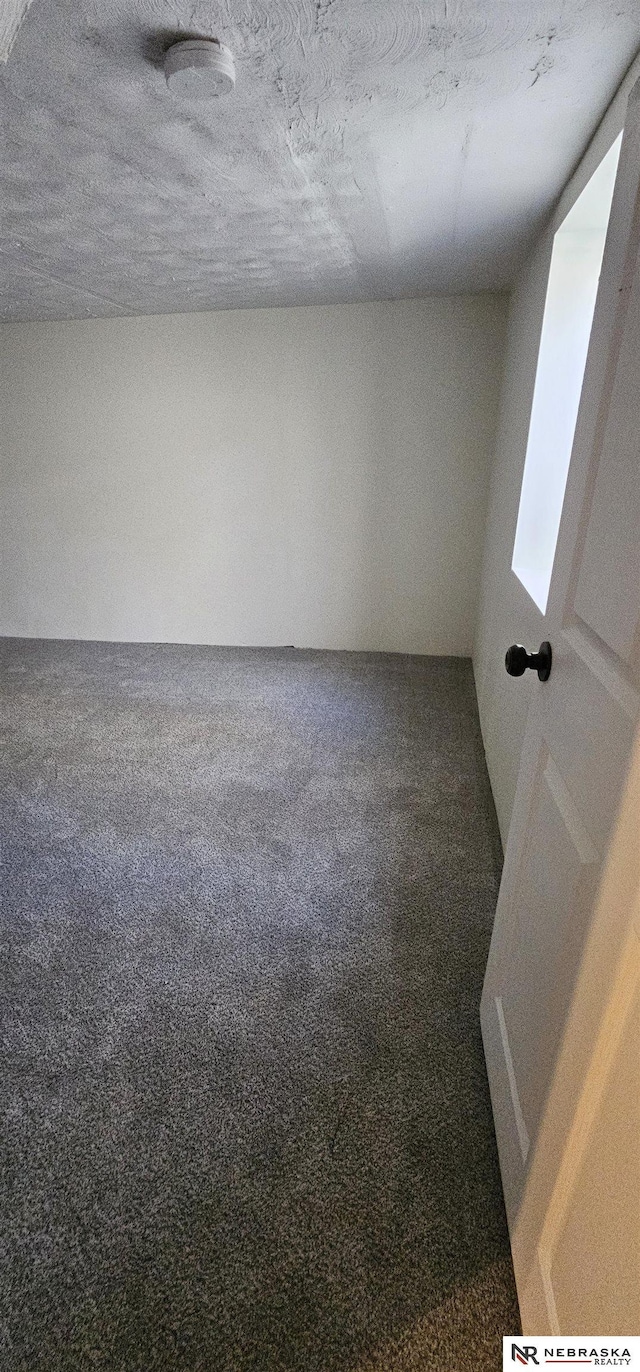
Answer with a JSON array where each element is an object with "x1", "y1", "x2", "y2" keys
[
  {"x1": 0, "y1": 0, "x2": 36, "y2": 62},
  {"x1": 511, "y1": 132, "x2": 622, "y2": 613}
]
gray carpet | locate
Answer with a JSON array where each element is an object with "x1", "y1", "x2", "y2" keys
[{"x1": 1, "y1": 638, "x2": 519, "y2": 1371}]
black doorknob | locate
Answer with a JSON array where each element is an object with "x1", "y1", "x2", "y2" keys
[{"x1": 505, "y1": 641, "x2": 552, "y2": 682}]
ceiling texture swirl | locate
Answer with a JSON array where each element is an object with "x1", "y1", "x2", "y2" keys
[{"x1": 2, "y1": 0, "x2": 640, "y2": 320}]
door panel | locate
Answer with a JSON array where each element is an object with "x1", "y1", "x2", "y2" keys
[
  {"x1": 546, "y1": 952, "x2": 640, "y2": 1333},
  {"x1": 573, "y1": 267, "x2": 640, "y2": 660},
  {"x1": 500, "y1": 749, "x2": 598, "y2": 1150},
  {"x1": 543, "y1": 640, "x2": 637, "y2": 846}
]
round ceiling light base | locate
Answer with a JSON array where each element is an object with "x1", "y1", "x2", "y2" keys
[{"x1": 164, "y1": 39, "x2": 235, "y2": 99}]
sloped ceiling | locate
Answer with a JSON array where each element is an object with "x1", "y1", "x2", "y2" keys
[{"x1": 1, "y1": 0, "x2": 640, "y2": 320}]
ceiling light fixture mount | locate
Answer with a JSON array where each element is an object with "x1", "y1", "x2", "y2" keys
[{"x1": 164, "y1": 38, "x2": 235, "y2": 99}]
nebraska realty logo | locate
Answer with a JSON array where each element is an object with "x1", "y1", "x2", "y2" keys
[{"x1": 503, "y1": 1338, "x2": 640, "y2": 1369}]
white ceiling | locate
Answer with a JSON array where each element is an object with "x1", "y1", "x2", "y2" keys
[{"x1": 2, "y1": 0, "x2": 640, "y2": 321}]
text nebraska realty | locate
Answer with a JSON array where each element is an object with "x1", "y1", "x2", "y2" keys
[{"x1": 514, "y1": 1349, "x2": 633, "y2": 1366}]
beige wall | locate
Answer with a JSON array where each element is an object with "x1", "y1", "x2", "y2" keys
[
  {"x1": 473, "y1": 63, "x2": 639, "y2": 844},
  {"x1": 1, "y1": 296, "x2": 506, "y2": 655}
]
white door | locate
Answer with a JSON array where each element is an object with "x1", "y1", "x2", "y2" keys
[{"x1": 481, "y1": 79, "x2": 640, "y2": 1335}]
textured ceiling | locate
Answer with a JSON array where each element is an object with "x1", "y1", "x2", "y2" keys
[{"x1": 2, "y1": 0, "x2": 640, "y2": 320}]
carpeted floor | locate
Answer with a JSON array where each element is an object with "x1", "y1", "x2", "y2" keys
[{"x1": 1, "y1": 638, "x2": 519, "y2": 1371}]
